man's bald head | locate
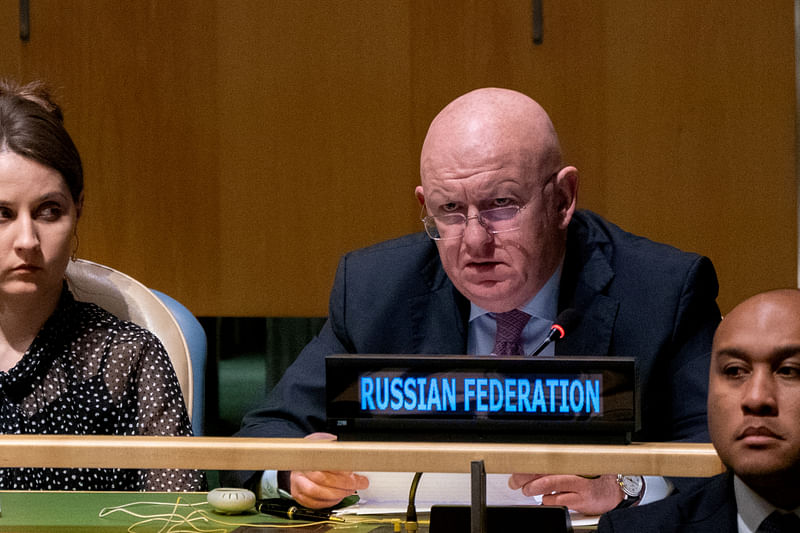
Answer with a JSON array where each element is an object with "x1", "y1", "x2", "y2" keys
[{"x1": 421, "y1": 88, "x2": 562, "y2": 183}]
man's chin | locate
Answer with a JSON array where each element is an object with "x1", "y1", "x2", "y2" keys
[
  {"x1": 737, "y1": 466, "x2": 800, "y2": 495},
  {"x1": 460, "y1": 283, "x2": 525, "y2": 312},
  {"x1": 729, "y1": 453, "x2": 799, "y2": 481}
]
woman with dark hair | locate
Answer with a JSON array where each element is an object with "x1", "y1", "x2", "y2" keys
[{"x1": 0, "y1": 80, "x2": 204, "y2": 491}]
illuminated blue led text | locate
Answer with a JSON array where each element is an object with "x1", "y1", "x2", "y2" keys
[{"x1": 359, "y1": 376, "x2": 600, "y2": 415}]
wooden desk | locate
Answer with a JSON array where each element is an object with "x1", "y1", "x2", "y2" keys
[
  {"x1": 0, "y1": 437, "x2": 720, "y2": 532},
  {"x1": 0, "y1": 435, "x2": 724, "y2": 477},
  {"x1": 0, "y1": 491, "x2": 400, "y2": 532}
]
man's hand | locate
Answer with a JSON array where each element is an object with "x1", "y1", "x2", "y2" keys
[
  {"x1": 290, "y1": 469, "x2": 369, "y2": 508},
  {"x1": 508, "y1": 473, "x2": 623, "y2": 516},
  {"x1": 288, "y1": 433, "x2": 369, "y2": 509}
]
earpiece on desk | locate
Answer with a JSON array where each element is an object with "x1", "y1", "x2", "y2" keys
[{"x1": 207, "y1": 487, "x2": 256, "y2": 514}]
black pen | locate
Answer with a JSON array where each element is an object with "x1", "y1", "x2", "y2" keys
[{"x1": 256, "y1": 500, "x2": 344, "y2": 522}]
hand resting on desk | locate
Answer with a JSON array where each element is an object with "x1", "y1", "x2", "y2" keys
[
  {"x1": 508, "y1": 473, "x2": 623, "y2": 515},
  {"x1": 289, "y1": 432, "x2": 370, "y2": 509}
]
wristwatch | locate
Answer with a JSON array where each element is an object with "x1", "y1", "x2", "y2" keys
[{"x1": 615, "y1": 474, "x2": 644, "y2": 508}]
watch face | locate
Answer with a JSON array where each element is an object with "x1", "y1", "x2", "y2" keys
[{"x1": 620, "y1": 475, "x2": 644, "y2": 497}]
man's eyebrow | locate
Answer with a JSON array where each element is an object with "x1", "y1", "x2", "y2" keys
[
  {"x1": 713, "y1": 347, "x2": 748, "y2": 360},
  {"x1": 772, "y1": 345, "x2": 800, "y2": 360},
  {"x1": 714, "y1": 345, "x2": 800, "y2": 360}
]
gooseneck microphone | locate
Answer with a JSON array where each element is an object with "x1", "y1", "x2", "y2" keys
[
  {"x1": 406, "y1": 472, "x2": 423, "y2": 532},
  {"x1": 528, "y1": 308, "x2": 581, "y2": 356}
]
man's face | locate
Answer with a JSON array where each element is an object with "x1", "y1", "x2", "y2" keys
[
  {"x1": 708, "y1": 292, "x2": 800, "y2": 501},
  {"x1": 416, "y1": 143, "x2": 573, "y2": 313}
]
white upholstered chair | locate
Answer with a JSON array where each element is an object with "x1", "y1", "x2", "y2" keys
[{"x1": 65, "y1": 258, "x2": 206, "y2": 435}]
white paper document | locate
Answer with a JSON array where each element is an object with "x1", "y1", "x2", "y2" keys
[{"x1": 336, "y1": 472, "x2": 599, "y2": 526}]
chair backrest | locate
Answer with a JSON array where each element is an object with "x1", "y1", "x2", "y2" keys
[
  {"x1": 151, "y1": 289, "x2": 207, "y2": 437},
  {"x1": 65, "y1": 259, "x2": 203, "y2": 434}
]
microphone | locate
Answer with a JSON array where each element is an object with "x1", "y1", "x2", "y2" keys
[
  {"x1": 528, "y1": 308, "x2": 581, "y2": 356},
  {"x1": 406, "y1": 472, "x2": 423, "y2": 532}
]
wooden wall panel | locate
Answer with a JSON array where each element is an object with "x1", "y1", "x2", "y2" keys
[
  {"x1": 0, "y1": 1, "x2": 795, "y2": 316},
  {"x1": 215, "y1": 1, "x2": 417, "y2": 316},
  {"x1": 599, "y1": 1, "x2": 797, "y2": 313},
  {"x1": 1, "y1": 1, "x2": 222, "y2": 313}
]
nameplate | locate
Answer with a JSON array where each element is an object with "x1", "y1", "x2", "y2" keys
[{"x1": 326, "y1": 354, "x2": 639, "y2": 444}]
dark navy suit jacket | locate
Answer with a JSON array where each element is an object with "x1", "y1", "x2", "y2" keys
[
  {"x1": 222, "y1": 210, "x2": 721, "y2": 488},
  {"x1": 598, "y1": 472, "x2": 737, "y2": 532}
]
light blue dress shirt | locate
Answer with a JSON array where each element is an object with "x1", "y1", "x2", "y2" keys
[{"x1": 467, "y1": 265, "x2": 562, "y2": 356}]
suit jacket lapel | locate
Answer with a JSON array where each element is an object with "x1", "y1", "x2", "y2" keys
[
  {"x1": 556, "y1": 215, "x2": 619, "y2": 356},
  {"x1": 409, "y1": 244, "x2": 469, "y2": 354},
  {"x1": 675, "y1": 472, "x2": 738, "y2": 533}
]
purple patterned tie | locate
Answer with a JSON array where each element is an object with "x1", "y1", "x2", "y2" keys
[
  {"x1": 492, "y1": 309, "x2": 531, "y2": 355},
  {"x1": 757, "y1": 511, "x2": 800, "y2": 533}
]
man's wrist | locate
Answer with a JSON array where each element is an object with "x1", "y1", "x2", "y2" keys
[
  {"x1": 258, "y1": 470, "x2": 293, "y2": 500},
  {"x1": 639, "y1": 476, "x2": 672, "y2": 506},
  {"x1": 614, "y1": 474, "x2": 644, "y2": 509},
  {"x1": 277, "y1": 470, "x2": 292, "y2": 496}
]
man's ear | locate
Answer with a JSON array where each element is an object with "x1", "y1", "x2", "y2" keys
[
  {"x1": 553, "y1": 166, "x2": 578, "y2": 230},
  {"x1": 415, "y1": 185, "x2": 425, "y2": 206}
]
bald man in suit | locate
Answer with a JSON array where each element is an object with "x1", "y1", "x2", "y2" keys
[{"x1": 224, "y1": 88, "x2": 721, "y2": 516}]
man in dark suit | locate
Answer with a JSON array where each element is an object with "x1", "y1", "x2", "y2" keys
[
  {"x1": 598, "y1": 289, "x2": 800, "y2": 532},
  {"x1": 223, "y1": 88, "x2": 721, "y2": 515}
]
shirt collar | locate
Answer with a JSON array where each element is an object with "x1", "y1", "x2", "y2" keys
[
  {"x1": 469, "y1": 262, "x2": 563, "y2": 323},
  {"x1": 734, "y1": 474, "x2": 800, "y2": 533}
]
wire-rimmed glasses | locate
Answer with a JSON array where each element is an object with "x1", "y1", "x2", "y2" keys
[{"x1": 420, "y1": 204, "x2": 528, "y2": 240}]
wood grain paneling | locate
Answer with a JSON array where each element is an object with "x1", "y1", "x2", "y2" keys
[
  {"x1": 0, "y1": 1, "x2": 795, "y2": 316},
  {"x1": 0, "y1": 435, "x2": 723, "y2": 477},
  {"x1": 2, "y1": 1, "x2": 223, "y2": 312},
  {"x1": 215, "y1": 0, "x2": 417, "y2": 316},
  {"x1": 598, "y1": 1, "x2": 797, "y2": 313}
]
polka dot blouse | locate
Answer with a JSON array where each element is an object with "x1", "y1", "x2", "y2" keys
[{"x1": 0, "y1": 285, "x2": 206, "y2": 491}]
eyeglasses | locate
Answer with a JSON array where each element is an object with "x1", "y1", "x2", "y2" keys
[{"x1": 421, "y1": 204, "x2": 529, "y2": 240}]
